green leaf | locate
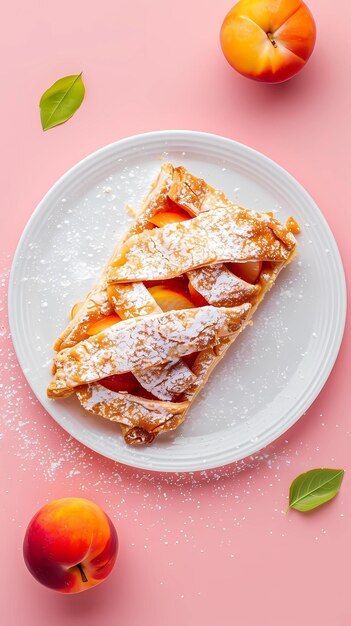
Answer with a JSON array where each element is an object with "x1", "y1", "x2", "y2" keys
[
  {"x1": 288, "y1": 468, "x2": 344, "y2": 512},
  {"x1": 39, "y1": 73, "x2": 85, "y2": 131}
]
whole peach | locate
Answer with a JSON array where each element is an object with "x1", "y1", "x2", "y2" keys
[
  {"x1": 23, "y1": 497, "x2": 118, "y2": 593},
  {"x1": 220, "y1": 0, "x2": 316, "y2": 83}
]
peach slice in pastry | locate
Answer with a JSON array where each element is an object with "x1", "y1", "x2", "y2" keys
[
  {"x1": 147, "y1": 285, "x2": 194, "y2": 312},
  {"x1": 100, "y1": 372, "x2": 139, "y2": 394},
  {"x1": 148, "y1": 208, "x2": 191, "y2": 228},
  {"x1": 227, "y1": 261, "x2": 263, "y2": 284},
  {"x1": 86, "y1": 314, "x2": 121, "y2": 336}
]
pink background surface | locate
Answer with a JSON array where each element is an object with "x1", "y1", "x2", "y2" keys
[{"x1": 1, "y1": 1, "x2": 350, "y2": 624}]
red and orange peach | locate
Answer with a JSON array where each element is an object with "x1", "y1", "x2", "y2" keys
[
  {"x1": 23, "y1": 498, "x2": 118, "y2": 593},
  {"x1": 220, "y1": 0, "x2": 316, "y2": 83}
]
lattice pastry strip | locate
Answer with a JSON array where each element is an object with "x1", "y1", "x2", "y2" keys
[
  {"x1": 48, "y1": 304, "x2": 251, "y2": 398},
  {"x1": 108, "y1": 205, "x2": 296, "y2": 283},
  {"x1": 77, "y1": 384, "x2": 189, "y2": 445}
]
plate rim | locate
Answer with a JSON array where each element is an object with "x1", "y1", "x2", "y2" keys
[{"x1": 8, "y1": 130, "x2": 347, "y2": 472}]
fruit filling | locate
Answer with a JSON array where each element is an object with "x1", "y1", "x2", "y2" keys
[
  {"x1": 147, "y1": 285, "x2": 194, "y2": 312},
  {"x1": 143, "y1": 276, "x2": 189, "y2": 291},
  {"x1": 226, "y1": 261, "x2": 263, "y2": 284},
  {"x1": 100, "y1": 372, "x2": 139, "y2": 394},
  {"x1": 188, "y1": 283, "x2": 209, "y2": 307},
  {"x1": 86, "y1": 314, "x2": 121, "y2": 336},
  {"x1": 100, "y1": 373, "x2": 159, "y2": 400},
  {"x1": 182, "y1": 352, "x2": 199, "y2": 368},
  {"x1": 147, "y1": 198, "x2": 193, "y2": 228},
  {"x1": 148, "y1": 208, "x2": 191, "y2": 228}
]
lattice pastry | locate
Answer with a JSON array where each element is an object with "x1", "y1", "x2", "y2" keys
[{"x1": 48, "y1": 164, "x2": 298, "y2": 445}]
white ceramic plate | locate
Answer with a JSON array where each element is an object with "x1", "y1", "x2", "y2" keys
[{"x1": 9, "y1": 131, "x2": 346, "y2": 472}]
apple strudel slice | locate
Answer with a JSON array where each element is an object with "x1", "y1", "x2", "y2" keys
[{"x1": 48, "y1": 163, "x2": 297, "y2": 445}]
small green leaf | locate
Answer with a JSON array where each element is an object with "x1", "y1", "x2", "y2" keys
[
  {"x1": 288, "y1": 468, "x2": 344, "y2": 512},
  {"x1": 39, "y1": 73, "x2": 85, "y2": 131}
]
